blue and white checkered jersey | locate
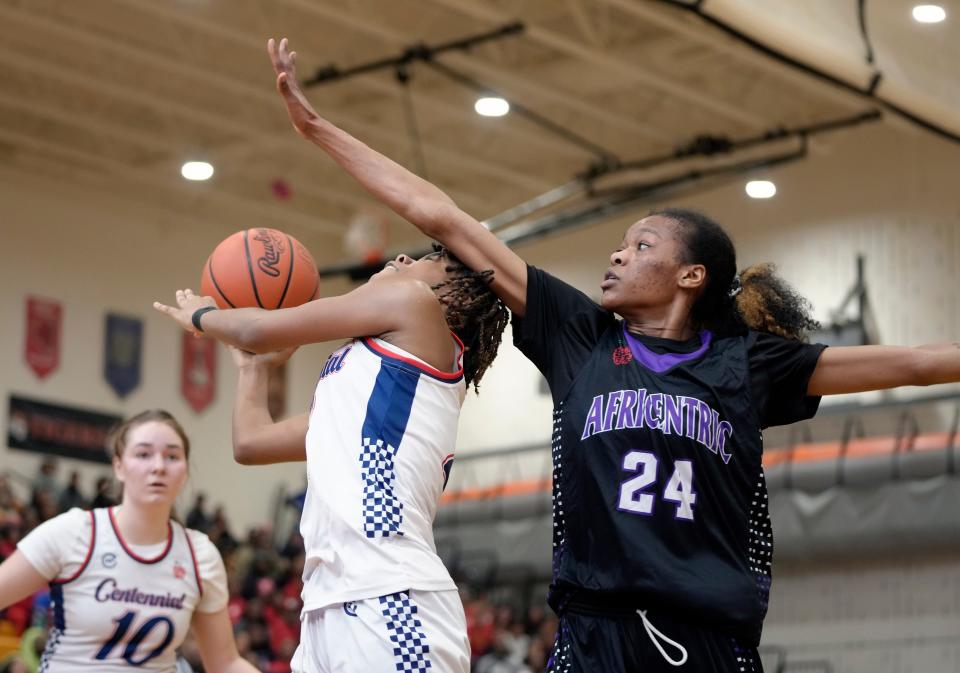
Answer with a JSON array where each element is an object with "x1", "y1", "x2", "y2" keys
[{"x1": 301, "y1": 335, "x2": 465, "y2": 611}]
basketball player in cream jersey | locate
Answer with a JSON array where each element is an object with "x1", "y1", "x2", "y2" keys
[
  {"x1": 0, "y1": 411, "x2": 261, "y2": 673},
  {"x1": 154, "y1": 248, "x2": 508, "y2": 671}
]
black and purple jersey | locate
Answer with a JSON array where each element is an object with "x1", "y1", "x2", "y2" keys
[{"x1": 513, "y1": 266, "x2": 826, "y2": 645}]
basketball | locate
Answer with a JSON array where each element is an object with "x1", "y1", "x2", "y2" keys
[{"x1": 200, "y1": 228, "x2": 319, "y2": 309}]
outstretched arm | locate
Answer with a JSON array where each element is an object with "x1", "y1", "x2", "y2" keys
[
  {"x1": 808, "y1": 341, "x2": 960, "y2": 396},
  {"x1": 153, "y1": 275, "x2": 433, "y2": 353},
  {"x1": 229, "y1": 347, "x2": 307, "y2": 465},
  {"x1": 267, "y1": 37, "x2": 529, "y2": 316}
]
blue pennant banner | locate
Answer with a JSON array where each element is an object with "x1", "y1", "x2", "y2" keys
[{"x1": 104, "y1": 313, "x2": 142, "y2": 398}]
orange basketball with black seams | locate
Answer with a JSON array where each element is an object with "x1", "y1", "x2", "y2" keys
[{"x1": 200, "y1": 228, "x2": 319, "y2": 309}]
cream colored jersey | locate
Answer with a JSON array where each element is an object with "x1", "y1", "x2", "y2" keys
[
  {"x1": 300, "y1": 336, "x2": 464, "y2": 611},
  {"x1": 17, "y1": 507, "x2": 227, "y2": 673}
]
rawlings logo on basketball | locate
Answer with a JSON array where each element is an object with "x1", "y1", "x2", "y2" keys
[
  {"x1": 200, "y1": 228, "x2": 319, "y2": 310},
  {"x1": 253, "y1": 229, "x2": 285, "y2": 278},
  {"x1": 612, "y1": 346, "x2": 633, "y2": 365}
]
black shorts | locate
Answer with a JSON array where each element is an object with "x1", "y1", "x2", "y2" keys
[{"x1": 547, "y1": 608, "x2": 764, "y2": 673}]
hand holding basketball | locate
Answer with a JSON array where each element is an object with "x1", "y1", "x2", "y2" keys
[
  {"x1": 229, "y1": 345, "x2": 297, "y2": 370},
  {"x1": 153, "y1": 289, "x2": 217, "y2": 336}
]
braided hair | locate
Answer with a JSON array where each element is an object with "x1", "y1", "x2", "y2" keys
[
  {"x1": 652, "y1": 207, "x2": 819, "y2": 341},
  {"x1": 429, "y1": 248, "x2": 510, "y2": 392}
]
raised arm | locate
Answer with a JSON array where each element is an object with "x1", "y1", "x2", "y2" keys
[
  {"x1": 807, "y1": 341, "x2": 960, "y2": 396},
  {"x1": 229, "y1": 347, "x2": 307, "y2": 465},
  {"x1": 268, "y1": 37, "x2": 529, "y2": 316}
]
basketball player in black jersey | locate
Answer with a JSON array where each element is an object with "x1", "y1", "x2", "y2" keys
[{"x1": 267, "y1": 36, "x2": 960, "y2": 672}]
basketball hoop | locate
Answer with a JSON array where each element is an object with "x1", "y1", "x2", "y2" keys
[{"x1": 344, "y1": 208, "x2": 390, "y2": 265}]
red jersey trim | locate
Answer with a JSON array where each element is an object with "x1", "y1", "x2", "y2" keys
[
  {"x1": 183, "y1": 526, "x2": 204, "y2": 598},
  {"x1": 108, "y1": 507, "x2": 174, "y2": 565},
  {"x1": 52, "y1": 510, "x2": 96, "y2": 585},
  {"x1": 362, "y1": 333, "x2": 464, "y2": 382}
]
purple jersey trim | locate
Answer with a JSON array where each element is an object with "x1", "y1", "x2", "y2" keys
[{"x1": 622, "y1": 323, "x2": 713, "y2": 373}]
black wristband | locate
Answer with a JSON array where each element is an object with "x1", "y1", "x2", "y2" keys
[{"x1": 191, "y1": 306, "x2": 218, "y2": 332}]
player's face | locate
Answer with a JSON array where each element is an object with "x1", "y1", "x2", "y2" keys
[
  {"x1": 113, "y1": 421, "x2": 189, "y2": 508},
  {"x1": 600, "y1": 215, "x2": 690, "y2": 313},
  {"x1": 370, "y1": 251, "x2": 449, "y2": 286}
]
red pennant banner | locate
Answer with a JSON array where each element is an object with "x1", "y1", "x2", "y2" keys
[
  {"x1": 25, "y1": 296, "x2": 62, "y2": 380},
  {"x1": 181, "y1": 333, "x2": 217, "y2": 413}
]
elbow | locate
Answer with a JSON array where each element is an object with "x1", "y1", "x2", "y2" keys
[
  {"x1": 231, "y1": 438, "x2": 260, "y2": 466},
  {"x1": 405, "y1": 200, "x2": 457, "y2": 240},
  {"x1": 233, "y1": 320, "x2": 272, "y2": 354}
]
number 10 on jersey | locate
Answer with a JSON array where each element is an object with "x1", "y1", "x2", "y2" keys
[
  {"x1": 96, "y1": 611, "x2": 175, "y2": 666},
  {"x1": 617, "y1": 451, "x2": 697, "y2": 521}
]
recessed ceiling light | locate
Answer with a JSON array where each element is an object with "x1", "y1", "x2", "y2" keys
[
  {"x1": 181, "y1": 161, "x2": 214, "y2": 181},
  {"x1": 912, "y1": 4, "x2": 946, "y2": 23},
  {"x1": 474, "y1": 97, "x2": 510, "y2": 117},
  {"x1": 745, "y1": 180, "x2": 776, "y2": 199}
]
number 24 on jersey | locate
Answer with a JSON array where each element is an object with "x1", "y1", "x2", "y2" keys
[{"x1": 617, "y1": 450, "x2": 697, "y2": 521}]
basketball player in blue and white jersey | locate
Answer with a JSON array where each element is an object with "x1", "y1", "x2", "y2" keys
[
  {"x1": 0, "y1": 410, "x2": 261, "y2": 673},
  {"x1": 153, "y1": 162, "x2": 509, "y2": 673}
]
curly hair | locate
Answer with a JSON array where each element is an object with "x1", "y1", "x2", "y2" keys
[
  {"x1": 430, "y1": 249, "x2": 510, "y2": 392},
  {"x1": 652, "y1": 207, "x2": 819, "y2": 341}
]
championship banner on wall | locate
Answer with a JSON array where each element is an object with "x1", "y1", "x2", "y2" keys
[
  {"x1": 7, "y1": 395, "x2": 122, "y2": 464},
  {"x1": 104, "y1": 313, "x2": 142, "y2": 398},
  {"x1": 181, "y1": 333, "x2": 217, "y2": 413},
  {"x1": 24, "y1": 296, "x2": 62, "y2": 379}
]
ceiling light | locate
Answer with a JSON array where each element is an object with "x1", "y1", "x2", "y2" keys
[
  {"x1": 912, "y1": 4, "x2": 946, "y2": 23},
  {"x1": 474, "y1": 97, "x2": 509, "y2": 117},
  {"x1": 745, "y1": 180, "x2": 776, "y2": 199},
  {"x1": 181, "y1": 161, "x2": 214, "y2": 181}
]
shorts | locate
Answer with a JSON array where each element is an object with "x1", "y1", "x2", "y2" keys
[
  {"x1": 548, "y1": 607, "x2": 764, "y2": 673},
  {"x1": 292, "y1": 589, "x2": 470, "y2": 673}
]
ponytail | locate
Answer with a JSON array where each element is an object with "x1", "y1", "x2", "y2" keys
[
  {"x1": 734, "y1": 263, "x2": 819, "y2": 341},
  {"x1": 654, "y1": 207, "x2": 818, "y2": 342}
]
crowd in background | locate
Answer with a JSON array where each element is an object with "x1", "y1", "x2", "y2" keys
[{"x1": 0, "y1": 460, "x2": 556, "y2": 673}]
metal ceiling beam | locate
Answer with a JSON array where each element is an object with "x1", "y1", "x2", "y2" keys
[
  {"x1": 0, "y1": 5, "x2": 550, "y2": 196},
  {"x1": 271, "y1": 0, "x2": 665, "y2": 143},
  {"x1": 439, "y1": 51, "x2": 662, "y2": 143},
  {"x1": 425, "y1": 0, "x2": 767, "y2": 128},
  {"x1": 111, "y1": 0, "x2": 586, "y2": 163},
  {"x1": 599, "y1": 0, "x2": 865, "y2": 113}
]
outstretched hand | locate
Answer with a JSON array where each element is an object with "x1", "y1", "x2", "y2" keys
[
  {"x1": 153, "y1": 290, "x2": 217, "y2": 336},
  {"x1": 268, "y1": 37, "x2": 321, "y2": 138},
  {"x1": 229, "y1": 345, "x2": 297, "y2": 370}
]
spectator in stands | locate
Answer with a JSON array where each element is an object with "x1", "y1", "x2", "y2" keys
[
  {"x1": 56, "y1": 471, "x2": 86, "y2": 512},
  {"x1": 29, "y1": 458, "x2": 59, "y2": 513},
  {"x1": 90, "y1": 475, "x2": 114, "y2": 509},
  {"x1": 185, "y1": 492, "x2": 211, "y2": 532}
]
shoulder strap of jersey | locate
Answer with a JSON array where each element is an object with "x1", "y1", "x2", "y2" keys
[{"x1": 180, "y1": 523, "x2": 204, "y2": 597}]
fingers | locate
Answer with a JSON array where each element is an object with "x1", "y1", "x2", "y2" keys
[
  {"x1": 152, "y1": 301, "x2": 173, "y2": 315},
  {"x1": 175, "y1": 288, "x2": 196, "y2": 306}
]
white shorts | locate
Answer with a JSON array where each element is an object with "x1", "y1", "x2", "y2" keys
[{"x1": 292, "y1": 589, "x2": 470, "y2": 673}]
